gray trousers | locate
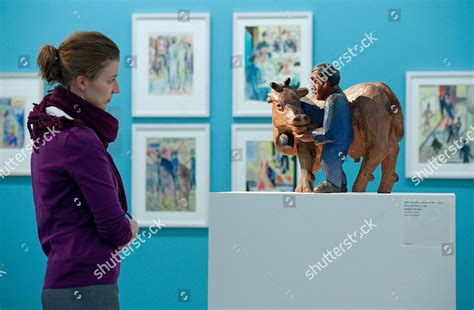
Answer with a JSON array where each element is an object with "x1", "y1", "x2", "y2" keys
[{"x1": 42, "y1": 284, "x2": 119, "y2": 310}]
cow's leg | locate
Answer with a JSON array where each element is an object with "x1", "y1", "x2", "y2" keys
[
  {"x1": 378, "y1": 142, "x2": 400, "y2": 193},
  {"x1": 295, "y1": 142, "x2": 316, "y2": 192},
  {"x1": 352, "y1": 147, "x2": 388, "y2": 192}
]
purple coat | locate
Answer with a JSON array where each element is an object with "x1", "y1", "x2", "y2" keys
[{"x1": 30, "y1": 106, "x2": 132, "y2": 289}]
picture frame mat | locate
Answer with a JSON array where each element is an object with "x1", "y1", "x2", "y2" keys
[
  {"x1": 132, "y1": 13, "x2": 210, "y2": 117},
  {"x1": 232, "y1": 123, "x2": 300, "y2": 191},
  {"x1": 232, "y1": 12, "x2": 313, "y2": 117},
  {"x1": 132, "y1": 124, "x2": 210, "y2": 227},
  {"x1": 0, "y1": 73, "x2": 43, "y2": 176},
  {"x1": 405, "y1": 71, "x2": 474, "y2": 179}
]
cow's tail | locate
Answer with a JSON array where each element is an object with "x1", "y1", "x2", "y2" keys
[{"x1": 378, "y1": 82, "x2": 404, "y2": 141}]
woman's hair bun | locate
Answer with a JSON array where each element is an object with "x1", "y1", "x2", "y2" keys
[{"x1": 37, "y1": 44, "x2": 61, "y2": 84}]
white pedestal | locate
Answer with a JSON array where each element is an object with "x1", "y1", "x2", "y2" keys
[{"x1": 208, "y1": 192, "x2": 456, "y2": 310}]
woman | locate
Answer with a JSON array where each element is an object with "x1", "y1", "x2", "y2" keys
[{"x1": 28, "y1": 31, "x2": 138, "y2": 309}]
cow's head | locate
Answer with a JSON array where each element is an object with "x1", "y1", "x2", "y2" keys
[{"x1": 267, "y1": 78, "x2": 313, "y2": 155}]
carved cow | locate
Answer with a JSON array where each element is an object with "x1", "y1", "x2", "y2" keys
[{"x1": 267, "y1": 78, "x2": 404, "y2": 193}]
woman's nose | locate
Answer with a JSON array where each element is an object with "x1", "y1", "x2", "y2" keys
[{"x1": 114, "y1": 80, "x2": 120, "y2": 94}]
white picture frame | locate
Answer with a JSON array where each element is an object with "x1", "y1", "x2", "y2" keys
[
  {"x1": 132, "y1": 124, "x2": 210, "y2": 227},
  {"x1": 0, "y1": 73, "x2": 43, "y2": 176},
  {"x1": 406, "y1": 71, "x2": 474, "y2": 180},
  {"x1": 232, "y1": 12, "x2": 313, "y2": 117},
  {"x1": 132, "y1": 13, "x2": 210, "y2": 117},
  {"x1": 232, "y1": 124, "x2": 299, "y2": 191}
]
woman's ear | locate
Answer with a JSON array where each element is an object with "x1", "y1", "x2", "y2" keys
[{"x1": 74, "y1": 75, "x2": 87, "y2": 92}]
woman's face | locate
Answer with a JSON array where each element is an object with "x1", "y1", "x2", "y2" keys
[{"x1": 82, "y1": 60, "x2": 120, "y2": 110}]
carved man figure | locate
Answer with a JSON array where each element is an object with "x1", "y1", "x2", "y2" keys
[{"x1": 308, "y1": 63, "x2": 353, "y2": 193}]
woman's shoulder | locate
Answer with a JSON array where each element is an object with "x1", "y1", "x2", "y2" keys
[{"x1": 62, "y1": 126, "x2": 103, "y2": 149}]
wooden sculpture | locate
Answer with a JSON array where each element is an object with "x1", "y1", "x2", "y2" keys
[{"x1": 268, "y1": 78, "x2": 404, "y2": 193}]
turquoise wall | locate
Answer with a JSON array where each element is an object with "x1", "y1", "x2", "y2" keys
[{"x1": 0, "y1": 0, "x2": 472, "y2": 309}]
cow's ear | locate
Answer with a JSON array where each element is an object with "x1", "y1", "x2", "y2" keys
[
  {"x1": 270, "y1": 82, "x2": 283, "y2": 92},
  {"x1": 297, "y1": 87, "x2": 309, "y2": 98},
  {"x1": 284, "y1": 77, "x2": 291, "y2": 86}
]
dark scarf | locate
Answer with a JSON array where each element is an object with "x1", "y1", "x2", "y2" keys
[{"x1": 27, "y1": 85, "x2": 129, "y2": 213}]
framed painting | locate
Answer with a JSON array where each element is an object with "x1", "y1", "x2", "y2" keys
[
  {"x1": 132, "y1": 13, "x2": 210, "y2": 117},
  {"x1": 232, "y1": 124, "x2": 298, "y2": 191},
  {"x1": 0, "y1": 73, "x2": 43, "y2": 177},
  {"x1": 132, "y1": 124, "x2": 209, "y2": 227},
  {"x1": 232, "y1": 12, "x2": 313, "y2": 117},
  {"x1": 406, "y1": 71, "x2": 474, "y2": 180}
]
